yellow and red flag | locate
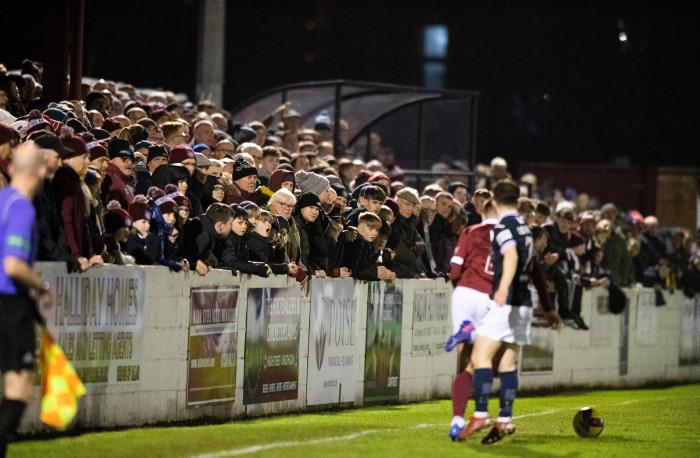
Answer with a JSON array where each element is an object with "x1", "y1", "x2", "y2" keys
[{"x1": 39, "y1": 330, "x2": 86, "y2": 430}]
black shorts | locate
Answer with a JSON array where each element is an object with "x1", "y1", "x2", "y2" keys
[{"x1": 0, "y1": 294, "x2": 38, "y2": 373}]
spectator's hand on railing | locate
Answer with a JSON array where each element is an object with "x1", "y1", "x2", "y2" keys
[
  {"x1": 195, "y1": 260, "x2": 210, "y2": 276},
  {"x1": 288, "y1": 263, "x2": 298, "y2": 275},
  {"x1": 338, "y1": 267, "x2": 351, "y2": 278},
  {"x1": 313, "y1": 270, "x2": 327, "y2": 278},
  {"x1": 181, "y1": 259, "x2": 190, "y2": 273},
  {"x1": 78, "y1": 257, "x2": 91, "y2": 272},
  {"x1": 378, "y1": 266, "x2": 395, "y2": 282},
  {"x1": 89, "y1": 255, "x2": 104, "y2": 268}
]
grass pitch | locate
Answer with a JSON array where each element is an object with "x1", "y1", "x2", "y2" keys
[{"x1": 12, "y1": 383, "x2": 700, "y2": 457}]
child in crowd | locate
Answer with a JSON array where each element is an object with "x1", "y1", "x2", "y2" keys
[
  {"x1": 247, "y1": 209, "x2": 298, "y2": 275},
  {"x1": 294, "y1": 192, "x2": 329, "y2": 278},
  {"x1": 343, "y1": 184, "x2": 386, "y2": 227},
  {"x1": 126, "y1": 196, "x2": 160, "y2": 265},
  {"x1": 378, "y1": 205, "x2": 395, "y2": 225},
  {"x1": 102, "y1": 201, "x2": 134, "y2": 265},
  {"x1": 177, "y1": 202, "x2": 235, "y2": 275},
  {"x1": 334, "y1": 212, "x2": 395, "y2": 281},
  {"x1": 221, "y1": 204, "x2": 273, "y2": 277}
]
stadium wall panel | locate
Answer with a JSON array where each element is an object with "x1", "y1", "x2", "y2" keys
[{"x1": 13, "y1": 263, "x2": 700, "y2": 433}]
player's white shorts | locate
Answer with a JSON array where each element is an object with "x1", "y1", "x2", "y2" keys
[
  {"x1": 451, "y1": 286, "x2": 491, "y2": 334},
  {"x1": 474, "y1": 303, "x2": 533, "y2": 345}
]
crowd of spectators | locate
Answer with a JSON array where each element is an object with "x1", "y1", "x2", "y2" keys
[{"x1": 1, "y1": 59, "x2": 698, "y2": 330}]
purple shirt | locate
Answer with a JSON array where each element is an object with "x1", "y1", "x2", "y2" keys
[{"x1": 0, "y1": 187, "x2": 38, "y2": 295}]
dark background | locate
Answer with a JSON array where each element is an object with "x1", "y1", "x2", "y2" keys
[{"x1": 2, "y1": 0, "x2": 698, "y2": 167}]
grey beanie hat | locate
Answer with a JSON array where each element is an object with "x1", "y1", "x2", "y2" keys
[{"x1": 295, "y1": 170, "x2": 329, "y2": 196}]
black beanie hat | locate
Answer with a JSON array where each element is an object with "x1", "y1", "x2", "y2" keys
[
  {"x1": 230, "y1": 203, "x2": 249, "y2": 219},
  {"x1": 233, "y1": 158, "x2": 257, "y2": 181},
  {"x1": 147, "y1": 144, "x2": 169, "y2": 164},
  {"x1": 296, "y1": 192, "x2": 322, "y2": 211},
  {"x1": 108, "y1": 138, "x2": 134, "y2": 160}
]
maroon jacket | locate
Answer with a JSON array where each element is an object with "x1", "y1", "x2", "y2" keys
[
  {"x1": 54, "y1": 165, "x2": 93, "y2": 258},
  {"x1": 102, "y1": 162, "x2": 134, "y2": 209}
]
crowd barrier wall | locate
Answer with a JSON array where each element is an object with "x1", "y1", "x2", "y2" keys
[{"x1": 14, "y1": 263, "x2": 700, "y2": 433}]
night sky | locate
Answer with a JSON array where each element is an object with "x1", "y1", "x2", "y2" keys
[{"x1": 2, "y1": 0, "x2": 698, "y2": 167}]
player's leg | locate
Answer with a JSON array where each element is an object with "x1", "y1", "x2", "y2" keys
[
  {"x1": 449, "y1": 343, "x2": 474, "y2": 440},
  {"x1": 483, "y1": 305, "x2": 532, "y2": 444},
  {"x1": 448, "y1": 287, "x2": 477, "y2": 440},
  {"x1": 480, "y1": 344, "x2": 518, "y2": 444},
  {"x1": 460, "y1": 334, "x2": 502, "y2": 439},
  {"x1": 497, "y1": 344, "x2": 518, "y2": 424}
]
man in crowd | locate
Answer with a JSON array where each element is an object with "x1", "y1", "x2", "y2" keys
[{"x1": 388, "y1": 187, "x2": 425, "y2": 278}]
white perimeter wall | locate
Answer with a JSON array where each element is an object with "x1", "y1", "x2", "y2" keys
[{"x1": 16, "y1": 263, "x2": 700, "y2": 433}]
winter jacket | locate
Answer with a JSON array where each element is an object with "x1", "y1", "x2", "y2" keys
[
  {"x1": 247, "y1": 232, "x2": 289, "y2": 275},
  {"x1": 176, "y1": 215, "x2": 227, "y2": 269},
  {"x1": 34, "y1": 177, "x2": 81, "y2": 271},
  {"x1": 293, "y1": 213, "x2": 329, "y2": 273},
  {"x1": 387, "y1": 213, "x2": 424, "y2": 278},
  {"x1": 220, "y1": 232, "x2": 270, "y2": 276},
  {"x1": 53, "y1": 165, "x2": 93, "y2": 259},
  {"x1": 126, "y1": 232, "x2": 161, "y2": 265},
  {"x1": 333, "y1": 235, "x2": 379, "y2": 280}
]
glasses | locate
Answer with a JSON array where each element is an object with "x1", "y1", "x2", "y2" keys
[
  {"x1": 213, "y1": 185, "x2": 225, "y2": 191},
  {"x1": 279, "y1": 202, "x2": 294, "y2": 209}
]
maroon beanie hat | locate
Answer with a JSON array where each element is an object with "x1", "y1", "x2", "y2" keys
[
  {"x1": 155, "y1": 195, "x2": 178, "y2": 214},
  {"x1": 171, "y1": 193, "x2": 191, "y2": 210},
  {"x1": 80, "y1": 132, "x2": 109, "y2": 161},
  {"x1": 169, "y1": 145, "x2": 195, "y2": 165},
  {"x1": 26, "y1": 109, "x2": 50, "y2": 134},
  {"x1": 60, "y1": 128, "x2": 89, "y2": 159},
  {"x1": 128, "y1": 201, "x2": 151, "y2": 222},
  {"x1": 102, "y1": 117, "x2": 122, "y2": 133},
  {"x1": 104, "y1": 201, "x2": 132, "y2": 233}
]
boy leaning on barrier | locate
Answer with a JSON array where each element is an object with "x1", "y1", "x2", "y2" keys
[
  {"x1": 221, "y1": 204, "x2": 272, "y2": 277},
  {"x1": 177, "y1": 202, "x2": 235, "y2": 276},
  {"x1": 332, "y1": 211, "x2": 395, "y2": 282}
]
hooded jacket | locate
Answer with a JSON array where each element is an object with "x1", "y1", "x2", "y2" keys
[{"x1": 54, "y1": 165, "x2": 93, "y2": 258}]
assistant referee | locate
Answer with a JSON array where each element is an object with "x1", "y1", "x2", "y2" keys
[{"x1": 0, "y1": 142, "x2": 53, "y2": 457}]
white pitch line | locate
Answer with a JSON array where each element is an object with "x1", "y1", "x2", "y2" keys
[
  {"x1": 193, "y1": 396, "x2": 667, "y2": 458},
  {"x1": 191, "y1": 430, "x2": 381, "y2": 458}
]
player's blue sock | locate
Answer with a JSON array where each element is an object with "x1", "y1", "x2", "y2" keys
[
  {"x1": 472, "y1": 368, "x2": 493, "y2": 415},
  {"x1": 498, "y1": 370, "x2": 518, "y2": 419}
]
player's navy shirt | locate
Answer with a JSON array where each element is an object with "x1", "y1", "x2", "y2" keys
[
  {"x1": 0, "y1": 187, "x2": 38, "y2": 295},
  {"x1": 491, "y1": 211, "x2": 534, "y2": 306}
]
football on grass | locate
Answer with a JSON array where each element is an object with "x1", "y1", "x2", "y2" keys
[{"x1": 573, "y1": 407, "x2": 604, "y2": 438}]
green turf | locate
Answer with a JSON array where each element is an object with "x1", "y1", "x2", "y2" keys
[{"x1": 11, "y1": 384, "x2": 700, "y2": 457}]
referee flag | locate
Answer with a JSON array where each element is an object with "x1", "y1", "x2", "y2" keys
[{"x1": 39, "y1": 330, "x2": 86, "y2": 430}]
